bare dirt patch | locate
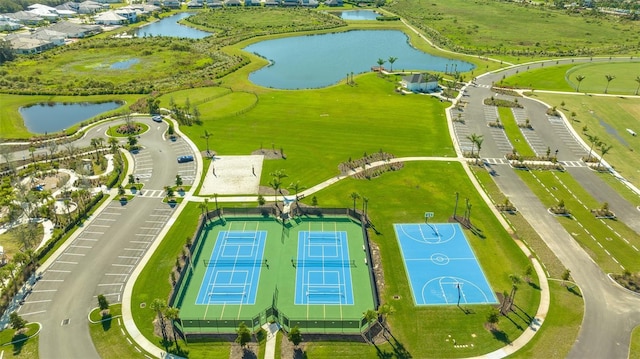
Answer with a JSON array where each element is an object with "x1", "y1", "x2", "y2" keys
[{"x1": 251, "y1": 149, "x2": 284, "y2": 160}]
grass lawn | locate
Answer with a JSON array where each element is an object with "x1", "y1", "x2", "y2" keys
[
  {"x1": 498, "y1": 107, "x2": 536, "y2": 157},
  {"x1": 0, "y1": 223, "x2": 44, "y2": 260},
  {"x1": 631, "y1": 325, "x2": 640, "y2": 359},
  {"x1": 172, "y1": 73, "x2": 454, "y2": 188},
  {"x1": 518, "y1": 170, "x2": 640, "y2": 273},
  {"x1": 501, "y1": 62, "x2": 640, "y2": 94},
  {"x1": 89, "y1": 304, "x2": 149, "y2": 358},
  {"x1": 528, "y1": 92, "x2": 640, "y2": 188},
  {"x1": 509, "y1": 281, "x2": 583, "y2": 358},
  {"x1": 385, "y1": 0, "x2": 640, "y2": 60},
  {"x1": 0, "y1": 322, "x2": 40, "y2": 358},
  {"x1": 0, "y1": 94, "x2": 141, "y2": 139},
  {"x1": 132, "y1": 161, "x2": 542, "y2": 358}
]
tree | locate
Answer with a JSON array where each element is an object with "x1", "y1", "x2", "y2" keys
[
  {"x1": 376, "y1": 58, "x2": 385, "y2": 72},
  {"x1": 575, "y1": 74, "x2": 585, "y2": 92},
  {"x1": 523, "y1": 265, "x2": 533, "y2": 283},
  {"x1": 90, "y1": 137, "x2": 104, "y2": 159},
  {"x1": 269, "y1": 169, "x2": 288, "y2": 206},
  {"x1": 97, "y1": 294, "x2": 110, "y2": 311},
  {"x1": 363, "y1": 309, "x2": 377, "y2": 342},
  {"x1": 561, "y1": 269, "x2": 571, "y2": 286},
  {"x1": 387, "y1": 56, "x2": 397, "y2": 72},
  {"x1": 127, "y1": 135, "x2": 138, "y2": 148},
  {"x1": 585, "y1": 134, "x2": 600, "y2": 162},
  {"x1": 175, "y1": 174, "x2": 183, "y2": 189},
  {"x1": 486, "y1": 308, "x2": 500, "y2": 329},
  {"x1": 165, "y1": 186, "x2": 174, "y2": 198},
  {"x1": 150, "y1": 298, "x2": 168, "y2": 345},
  {"x1": 9, "y1": 312, "x2": 26, "y2": 331},
  {"x1": 108, "y1": 137, "x2": 119, "y2": 153},
  {"x1": 0, "y1": 39, "x2": 15, "y2": 64},
  {"x1": 604, "y1": 74, "x2": 615, "y2": 94},
  {"x1": 350, "y1": 192, "x2": 360, "y2": 213},
  {"x1": 507, "y1": 274, "x2": 521, "y2": 312},
  {"x1": 164, "y1": 306, "x2": 181, "y2": 351},
  {"x1": 288, "y1": 180, "x2": 306, "y2": 212},
  {"x1": 288, "y1": 325, "x2": 303, "y2": 347},
  {"x1": 597, "y1": 143, "x2": 613, "y2": 169},
  {"x1": 466, "y1": 133, "x2": 481, "y2": 157},
  {"x1": 475, "y1": 135, "x2": 484, "y2": 160},
  {"x1": 377, "y1": 303, "x2": 395, "y2": 332},
  {"x1": 147, "y1": 97, "x2": 160, "y2": 115},
  {"x1": 201, "y1": 130, "x2": 212, "y2": 156},
  {"x1": 635, "y1": 75, "x2": 640, "y2": 96},
  {"x1": 311, "y1": 195, "x2": 318, "y2": 207},
  {"x1": 236, "y1": 322, "x2": 252, "y2": 348}
]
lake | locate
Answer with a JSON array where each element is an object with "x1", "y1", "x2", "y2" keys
[
  {"x1": 134, "y1": 12, "x2": 211, "y2": 39},
  {"x1": 244, "y1": 30, "x2": 474, "y2": 89},
  {"x1": 335, "y1": 10, "x2": 380, "y2": 20},
  {"x1": 20, "y1": 102, "x2": 124, "y2": 134}
]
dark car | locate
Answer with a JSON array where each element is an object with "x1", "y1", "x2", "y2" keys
[{"x1": 177, "y1": 155, "x2": 194, "y2": 163}]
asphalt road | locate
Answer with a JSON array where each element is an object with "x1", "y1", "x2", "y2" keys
[
  {"x1": 16, "y1": 118, "x2": 196, "y2": 359},
  {"x1": 460, "y1": 61, "x2": 640, "y2": 358}
]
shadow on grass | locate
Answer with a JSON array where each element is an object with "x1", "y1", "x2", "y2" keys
[
  {"x1": 490, "y1": 328, "x2": 511, "y2": 345},
  {"x1": 101, "y1": 314, "x2": 112, "y2": 331},
  {"x1": 12, "y1": 333, "x2": 28, "y2": 355},
  {"x1": 380, "y1": 327, "x2": 412, "y2": 359},
  {"x1": 567, "y1": 285, "x2": 583, "y2": 297},
  {"x1": 527, "y1": 281, "x2": 540, "y2": 290}
]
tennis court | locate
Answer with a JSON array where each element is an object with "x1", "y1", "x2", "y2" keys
[
  {"x1": 195, "y1": 230, "x2": 267, "y2": 305},
  {"x1": 394, "y1": 223, "x2": 497, "y2": 306},
  {"x1": 295, "y1": 231, "x2": 354, "y2": 305},
  {"x1": 174, "y1": 214, "x2": 376, "y2": 334}
]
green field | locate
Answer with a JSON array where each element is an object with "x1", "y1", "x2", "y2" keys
[
  {"x1": 385, "y1": 0, "x2": 640, "y2": 60},
  {"x1": 529, "y1": 92, "x2": 640, "y2": 188},
  {"x1": 176, "y1": 216, "x2": 375, "y2": 334},
  {"x1": 502, "y1": 61, "x2": 640, "y2": 94},
  {"x1": 631, "y1": 325, "x2": 640, "y2": 359}
]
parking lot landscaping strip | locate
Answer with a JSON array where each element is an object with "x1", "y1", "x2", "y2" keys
[
  {"x1": 631, "y1": 325, "x2": 640, "y2": 359},
  {"x1": 0, "y1": 322, "x2": 39, "y2": 358},
  {"x1": 498, "y1": 107, "x2": 536, "y2": 157},
  {"x1": 518, "y1": 170, "x2": 640, "y2": 273},
  {"x1": 89, "y1": 304, "x2": 150, "y2": 358}
]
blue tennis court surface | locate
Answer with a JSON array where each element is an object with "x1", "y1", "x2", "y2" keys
[
  {"x1": 394, "y1": 223, "x2": 497, "y2": 306},
  {"x1": 196, "y1": 230, "x2": 267, "y2": 305},
  {"x1": 295, "y1": 231, "x2": 354, "y2": 305}
]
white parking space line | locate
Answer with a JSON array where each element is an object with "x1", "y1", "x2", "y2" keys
[
  {"x1": 56, "y1": 260, "x2": 78, "y2": 265},
  {"x1": 84, "y1": 231, "x2": 104, "y2": 235},
  {"x1": 118, "y1": 256, "x2": 139, "y2": 259},
  {"x1": 97, "y1": 283, "x2": 123, "y2": 286},
  {"x1": 130, "y1": 240, "x2": 151, "y2": 244},
  {"x1": 70, "y1": 245, "x2": 92, "y2": 249},
  {"x1": 112, "y1": 264, "x2": 134, "y2": 267},
  {"x1": 134, "y1": 234, "x2": 155, "y2": 237},
  {"x1": 19, "y1": 310, "x2": 47, "y2": 316},
  {"x1": 105, "y1": 273, "x2": 128, "y2": 276},
  {"x1": 96, "y1": 293, "x2": 121, "y2": 297},
  {"x1": 139, "y1": 227, "x2": 158, "y2": 230},
  {"x1": 63, "y1": 252, "x2": 85, "y2": 256},
  {"x1": 78, "y1": 238, "x2": 98, "y2": 242},
  {"x1": 90, "y1": 224, "x2": 111, "y2": 227},
  {"x1": 95, "y1": 218, "x2": 116, "y2": 222},
  {"x1": 47, "y1": 269, "x2": 71, "y2": 273},
  {"x1": 33, "y1": 289, "x2": 57, "y2": 293},
  {"x1": 124, "y1": 248, "x2": 145, "y2": 252},
  {"x1": 40, "y1": 279, "x2": 64, "y2": 282},
  {"x1": 27, "y1": 299, "x2": 52, "y2": 304},
  {"x1": 144, "y1": 220, "x2": 165, "y2": 224}
]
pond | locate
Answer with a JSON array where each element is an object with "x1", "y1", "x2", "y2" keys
[
  {"x1": 133, "y1": 12, "x2": 211, "y2": 39},
  {"x1": 334, "y1": 10, "x2": 380, "y2": 20},
  {"x1": 110, "y1": 58, "x2": 140, "y2": 70},
  {"x1": 244, "y1": 30, "x2": 474, "y2": 89},
  {"x1": 20, "y1": 101, "x2": 124, "y2": 134}
]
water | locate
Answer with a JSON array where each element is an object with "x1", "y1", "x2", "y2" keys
[
  {"x1": 244, "y1": 30, "x2": 474, "y2": 89},
  {"x1": 335, "y1": 10, "x2": 380, "y2": 20},
  {"x1": 134, "y1": 12, "x2": 211, "y2": 39},
  {"x1": 20, "y1": 102, "x2": 123, "y2": 134},
  {"x1": 110, "y1": 58, "x2": 140, "y2": 69}
]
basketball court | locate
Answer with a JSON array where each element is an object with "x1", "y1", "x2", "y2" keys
[{"x1": 394, "y1": 222, "x2": 497, "y2": 306}]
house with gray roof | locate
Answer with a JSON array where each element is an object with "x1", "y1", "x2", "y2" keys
[
  {"x1": 206, "y1": 0, "x2": 223, "y2": 8},
  {"x1": 224, "y1": 0, "x2": 242, "y2": 6},
  {"x1": 31, "y1": 28, "x2": 66, "y2": 45},
  {"x1": 264, "y1": 0, "x2": 279, "y2": 6},
  {"x1": 401, "y1": 73, "x2": 439, "y2": 93},
  {"x1": 0, "y1": 16, "x2": 22, "y2": 31},
  {"x1": 94, "y1": 10, "x2": 127, "y2": 24},
  {"x1": 8, "y1": 37, "x2": 55, "y2": 54},
  {"x1": 47, "y1": 21, "x2": 102, "y2": 37},
  {"x1": 162, "y1": 0, "x2": 181, "y2": 8},
  {"x1": 5, "y1": 11, "x2": 44, "y2": 25},
  {"x1": 301, "y1": 0, "x2": 318, "y2": 6},
  {"x1": 324, "y1": 0, "x2": 342, "y2": 6},
  {"x1": 77, "y1": 1, "x2": 107, "y2": 14},
  {"x1": 245, "y1": 0, "x2": 261, "y2": 6},
  {"x1": 282, "y1": 0, "x2": 299, "y2": 6}
]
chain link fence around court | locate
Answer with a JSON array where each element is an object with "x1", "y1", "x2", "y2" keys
[{"x1": 170, "y1": 206, "x2": 380, "y2": 335}]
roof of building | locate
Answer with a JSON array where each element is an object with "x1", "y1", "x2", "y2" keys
[
  {"x1": 95, "y1": 11, "x2": 127, "y2": 21},
  {"x1": 402, "y1": 73, "x2": 438, "y2": 84}
]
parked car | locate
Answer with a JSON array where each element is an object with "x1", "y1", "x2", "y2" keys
[{"x1": 177, "y1": 155, "x2": 194, "y2": 163}]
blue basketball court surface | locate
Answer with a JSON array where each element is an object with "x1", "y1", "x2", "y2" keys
[
  {"x1": 394, "y1": 223, "x2": 497, "y2": 305},
  {"x1": 295, "y1": 231, "x2": 354, "y2": 305},
  {"x1": 196, "y1": 230, "x2": 267, "y2": 305}
]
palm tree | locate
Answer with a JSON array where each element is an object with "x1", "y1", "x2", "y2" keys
[
  {"x1": 475, "y1": 135, "x2": 484, "y2": 161},
  {"x1": 269, "y1": 170, "x2": 288, "y2": 206},
  {"x1": 288, "y1": 180, "x2": 306, "y2": 214},
  {"x1": 604, "y1": 74, "x2": 615, "y2": 94},
  {"x1": 363, "y1": 309, "x2": 377, "y2": 342},
  {"x1": 387, "y1": 56, "x2": 397, "y2": 72},
  {"x1": 377, "y1": 303, "x2": 395, "y2": 332},
  {"x1": 376, "y1": 58, "x2": 385, "y2": 73},
  {"x1": 150, "y1": 298, "x2": 168, "y2": 347},
  {"x1": 350, "y1": 192, "x2": 360, "y2": 213},
  {"x1": 108, "y1": 137, "x2": 119, "y2": 154},
  {"x1": 507, "y1": 274, "x2": 521, "y2": 312},
  {"x1": 575, "y1": 74, "x2": 585, "y2": 92},
  {"x1": 635, "y1": 75, "x2": 640, "y2": 95},
  {"x1": 90, "y1": 137, "x2": 102, "y2": 159},
  {"x1": 201, "y1": 130, "x2": 212, "y2": 156},
  {"x1": 597, "y1": 143, "x2": 613, "y2": 169},
  {"x1": 164, "y1": 306, "x2": 181, "y2": 351},
  {"x1": 213, "y1": 193, "x2": 219, "y2": 211},
  {"x1": 198, "y1": 201, "x2": 208, "y2": 222},
  {"x1": 466, "y1": 133, "x2": 480, "y2": 157},
  {"x1": 586, "y1": 134, "x2": 600, "y2": 162}
]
